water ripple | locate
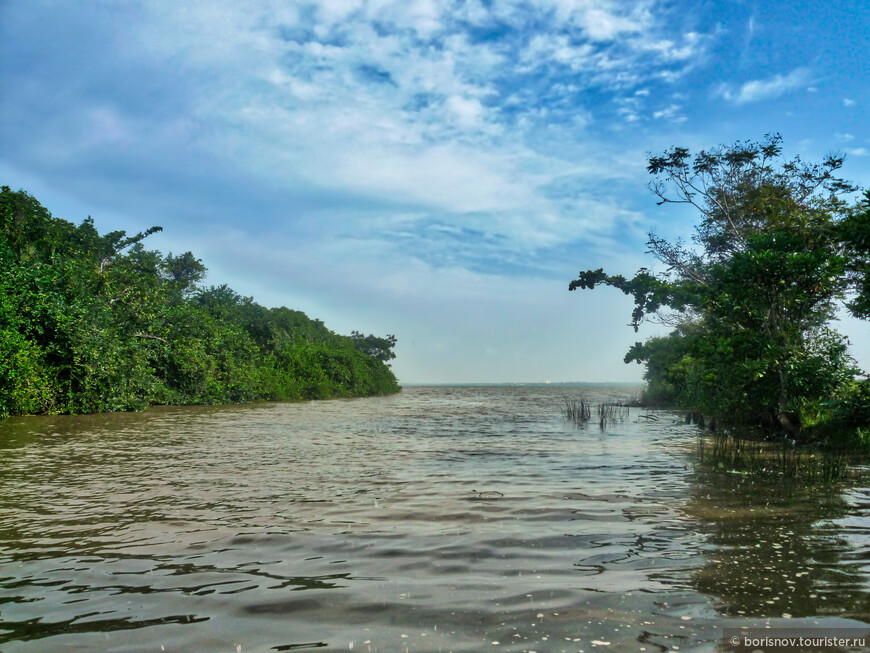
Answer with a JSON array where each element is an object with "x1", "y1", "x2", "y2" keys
[{"x1": 0, "y1": 386, "x2": 868, "y2": 650}]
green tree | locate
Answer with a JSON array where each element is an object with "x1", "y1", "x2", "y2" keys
[
  {"x1": 571, "y1": 135, "x2": 861, "y2": 433},
  {"x1": 0, "y1": 185, "x2": 400, "y2": 417},
  {"x1": 839, "y1": 190, "x2": 870, "y2": 319},
  {"x1": 350, "y1": 331, "x2": 397, "y2": 363},
  {"x1": 162, "y1": 251, "x2": 207, "y2": 301}
]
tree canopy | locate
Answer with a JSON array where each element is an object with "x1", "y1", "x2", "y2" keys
[
  {"x1": 570, "y1": 135, "x2": 868, "y2": 440},
  {"x1": 0, "y1": 186, "x2": 400, "y2": 417}
]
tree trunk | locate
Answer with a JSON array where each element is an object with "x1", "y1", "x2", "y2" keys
[{"x1": 776, "y1": 367, "x2": 799, "y2": 433}]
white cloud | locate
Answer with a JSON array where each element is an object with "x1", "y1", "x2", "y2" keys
[
  {"x1": 519, "y1": 34, "x2": 594, "y2": 72},
  {"x1": 547, "y1": 0, "x2": 651, "y2": 41},
  {"x1": 718, "y1": 68, "x2": 811, "y2": 104},
  {"x1": 445, "y1": 95, "x2": 487, "y2": 128},
  {"x1": 103, "y1": 0, "x2": 701, "y2": 236},
  {"x1": 652, "y1": 103, "x2": 686, "y2": 123},
  {"x1": 640, "y1": 31, "x2": 705, "y2": 61},
  {"x1": 1, "y1": 3, "x2": 706, "y2": 316},
  {"x1": 314, "y1": 0, "x2": 364, "y2": 25},
  {"x1": 844, "y1": 98, "x2": 856, "y2": 106}
]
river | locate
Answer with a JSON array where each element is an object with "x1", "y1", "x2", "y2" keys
[{"x1": 0, "y1": 385, "x2": 868, "y2": 652}]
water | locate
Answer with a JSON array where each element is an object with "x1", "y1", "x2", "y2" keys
[{"x1": 0, "y1": 385, "x2": 868, "y2": 652}]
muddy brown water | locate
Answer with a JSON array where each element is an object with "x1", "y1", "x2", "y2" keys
[{"x1": 0, "y1": 385, "x2": 868, "y2": 652}]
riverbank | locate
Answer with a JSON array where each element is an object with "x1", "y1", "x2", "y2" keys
[{"x1": 1, "y1": 186, "x2": 400, "y2": 418}]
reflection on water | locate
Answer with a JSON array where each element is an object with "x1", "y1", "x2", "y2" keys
[
  {"x1": 0, "y1": 386, "x2": 867, "y2": 651},
  {"x1": 687, "y1": 471, "x2": 870, "y2": 621}
]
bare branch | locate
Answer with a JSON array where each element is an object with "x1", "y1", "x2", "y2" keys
[{"x1": 133, "y1": 333, "x2": 168, "y2": 343}]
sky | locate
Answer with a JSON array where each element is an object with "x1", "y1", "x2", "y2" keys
[{"x1": 1, "y1": 0, "x2": 868, "y2": 384}]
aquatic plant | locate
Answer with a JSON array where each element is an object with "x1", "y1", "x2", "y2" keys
[
  {"x1": 596, "y1": 402, "x2": 630, "y2": 427},
  {"x1": 564, "y1": 396, "x2": 591, "y2": 424},
  {"x1": 695, "y1": 431, "x2": 853, "y2": 483},
  {"x1": 564, "y1": 396, "x2": 630, "y2": 428}
]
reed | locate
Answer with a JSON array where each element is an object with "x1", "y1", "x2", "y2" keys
[
  {"x1": 597, "y1": 402, "x2": 630, "y2": 427},
  {"x1": 564, "y1": 397, "x2": 630, "y2": 428},
  {"x1": 564, "y1": 396, "x2": 591, "y2": 424},
  {"x1": 695, "y1": 431, "x2": 852, "y2": 483}
]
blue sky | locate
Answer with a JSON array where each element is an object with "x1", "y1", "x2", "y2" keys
[{"x1": 2, "y1": 0, "x2": 868, "y2": 383}]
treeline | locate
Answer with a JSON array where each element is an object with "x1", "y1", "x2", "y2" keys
[
  {"x1": 0, "y1": 186, "x2": 400, "y2": 417},
  {"x1": 571, "y1": 135, "x2": 869, "y2": 447}
]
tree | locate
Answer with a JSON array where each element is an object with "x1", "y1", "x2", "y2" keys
[
  {"x1": 839, "y1": 190, "x2": 870, "y2": 319},
  {"x1": 350, "y1": 331, "x2": 397, "y2": 363},
  {"x1": 570, "y1": 135, "x2": 861, "y2": 433},
  {"x1": 0, "y1": 186, "x2": 401, "y2": 416},
  {"x1": 162, "y1": 251, "x2": 206, "y2": 299}
]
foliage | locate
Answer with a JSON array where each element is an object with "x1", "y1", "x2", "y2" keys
[
  {"x1": 570, "y1": 135, "x2": 866, "y2": 439},
  {"x1": 0, "y1": 186, "x2": 399, "y2": 417},
  {"x1": 839, "y1": 191, "x2": 870, "y2": 319},
  {"x1": 350, "y1": 331, "x2": 397, "y2": 363}
]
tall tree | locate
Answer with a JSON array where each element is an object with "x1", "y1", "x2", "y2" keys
[
  {"x1": 839, "y1": 190, "x2": 870, "y2": 320},
  {"x1": 570, "y1": 135, "x2": 861, "y2": 432}
]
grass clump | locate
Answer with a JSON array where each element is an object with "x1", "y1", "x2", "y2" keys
[
  {"x1": 564, "y1": 396, "x2": 591, "y2": 424},
  {"x1": 564, "y1": 396, "x2": 630, "y2": 428}
]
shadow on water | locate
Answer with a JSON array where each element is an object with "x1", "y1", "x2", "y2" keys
[
  {"x1": 685, "y1": 466, "x2": 870, "y2": 622},
  {"x1": 0, "y1": 613, "x2": 209, "y2": 645}
]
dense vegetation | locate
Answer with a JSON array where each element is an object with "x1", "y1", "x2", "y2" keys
[
  {"x1": 570, "y1": 135, "x2": 869, "y2": 448},
  {"x1": 0, "y1": 186, "x2": 400, "y2": 417}
]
